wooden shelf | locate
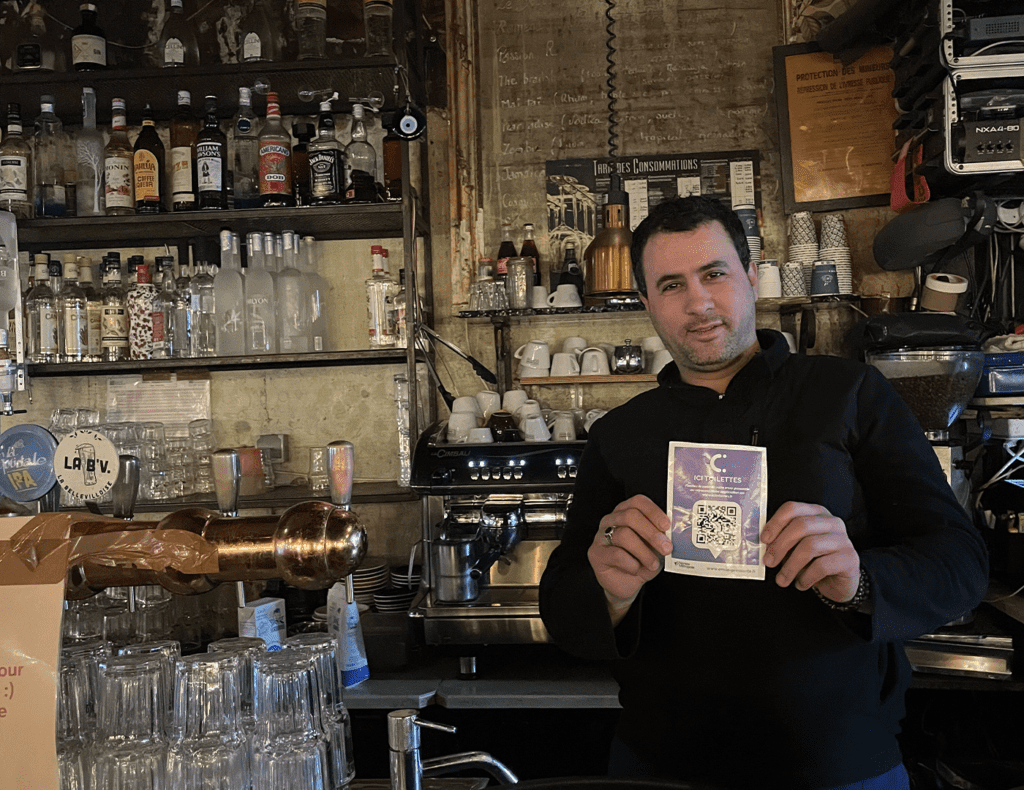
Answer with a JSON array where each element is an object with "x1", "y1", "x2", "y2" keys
[
  {"x1": 519, "y1": 374, "x2": 656, "y2": 385},
  {"x1": 27, "y1": 348, "x2": 420, "y2": 377}
]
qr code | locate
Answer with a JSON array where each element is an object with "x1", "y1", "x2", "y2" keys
[{"x1": 692, "y1": 500, "x2": 741, "y2": 552}]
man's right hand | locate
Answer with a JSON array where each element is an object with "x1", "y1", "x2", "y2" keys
[{"x1": 587, "y1": 495, "x2": 673, "y2": 625}]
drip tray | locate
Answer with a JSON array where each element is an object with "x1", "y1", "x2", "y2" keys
[
  {"x1": 418, "y1": 587, "x2": 549, "y2": 645},
  {"x1": 904, "y1": 634, "x2": 1014, "y2": 680}
]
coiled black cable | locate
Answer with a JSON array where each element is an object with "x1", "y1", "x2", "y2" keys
[{"x1": 605, "y1": 0, "x2": 620, "y2": 159}]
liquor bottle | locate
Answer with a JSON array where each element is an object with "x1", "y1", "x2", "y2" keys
[
  {"x1": 127, "y1": 260, "x2": 157, "y2": 360},
  {"x1": 521, "y1": 222, "x2": 542, "y2": 288},
  {"x1": 26, "y1": 255, "x2": 58, "y2": 364},
  {"x1": 104, "y1": 98, "x2": 134, "y2": 216},
  {"x1": 232, "y1": 87, "x2": 261, "y2": 209},
  {"x1": 75, "y1": 88, "x2": 105, "y2": 217},
  {"x1": 173, "y1": 259, "x2": 192, "y2": 357},
  {"x1": 189, "y1": 258, "x2": 216, "y2": 357},
  {"x1": 382, "y1": 128, "x2": 402, "y2": 201},
  {"x1": 244, "y1": 232, "x2": 277, "y2": 354},
  {"x1": 0, "y1": 242, "x2": 19, "y2": 330},
  {"x1": 296, "y1": 0, "x2": 327, "y2": 60},
  {"x1": 393, "y1": 268, "x2": 408, "y2": 349},
  {"x1": 258, "y1": 92, "x2": 295, "y2": 207},
  {"x1": 276, "y1": 231, "x2": 310, "y2": 353},
  {"x1": 558, "y1": 240, "x2": 585, "y2": 300},
  {"x1": 12, "y1": 4, "x2": 59, "y2": 73},
  {"x1": 363, "y1": 0, "x2": 394, "y2": 58},
  {"x1": 0, "y1": 328, "x2": 16, "y2": 415},
  {"x1": 308, "y1": 97, "x2": 344, "y2": 205},
  {"x1": 101, "y1": 254, "x2": 129, "y2": 362},
  {"x1": 33, "y1": 96, "x2": 67, "y2": 218},
  {"x1": 494, "y1": 222, "x2": 517, "y2": 282},
  {"x1": 134, "y1": 104, "x2": 165, "y2": 214},
  {"x1": 71, "y1": 2, "x2": 106, "y2": 71},
  {"x1": 239, "y1": 1, "x2": 278, "y2": 62},
  {"x1": 196, "y1": 95, "x2": 227, "y2": 210},
  {"x1": 48, "y1": 257, "x2": 66, "y2": 360},
  {"x1": 170, "y1": 91, "x2": 200, "y2": 211},
  {"x1": 151, "y1": 255, "x2": 178, "y2": 359},
  {"x1": 157, "y1": 0, "x2": 199, "y2": 67},
  {"x1": 365, "y1": 245, "x2": 397, "y2": 348},
  {"x1": 1, "y1": 103, "x2": 33, "y2": 219},
  {"x1": 61, "y1": 257, "x2": 88, "y2": 363},
  {"x1": 301, "y1": 236, "x2": 330, "y2": 352},
  {"x1": 214, "y1": 229, "x2": 245, "y2": 356},
  {"x1": 79, "y1": 257, "x2": 103, "y2": 359},
  {"x1": 291, "y1": 122, "x2": 314, "y2": 206},
  {"x1": 344, "y1": 104, "x2": 377, "y2": 204}
]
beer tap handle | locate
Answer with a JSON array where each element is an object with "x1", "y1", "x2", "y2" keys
[
  {"x1": 212, "y1": 449, "x2": 242, "y2": 518},
  {"x1": 111, "y1": 455, "x2": 140, "y2": 521},
  {"x1": 326, "y1": 440, "x2": 354, "y2": 511}
]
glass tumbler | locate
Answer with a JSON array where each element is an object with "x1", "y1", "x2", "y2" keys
[
  {"x1": 208, "y1": 637, "x2": 266, "y2": 731},
  {"x1": 188, "y1": 419, "x2": 215, "y2": 494},
  {"x1": 95, "y1": 653, "x2": 169, "y2": 748},
  {"x1": 252, "y1": 650, "x2": 323, "y2": 744},
  {"x1": 170, "y1": 652, "x2": 244, "y2": 744},
  {"x1": 118, "y1": 640, "x2": 181, "y2": 737}
]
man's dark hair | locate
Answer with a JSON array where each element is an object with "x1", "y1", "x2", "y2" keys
[{"x1": 630, "y1": 196, "x2": 751, "y2": 296}]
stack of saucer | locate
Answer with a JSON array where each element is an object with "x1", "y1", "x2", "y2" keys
[
  {"x1": 352, "y1": 558, "x2": 390, "y2": 607},
  {"x1": 372, "y1": 587, "x2": 418, "y2": 612},
  {"x1": 391, "y1": 564, "x2": 422, "y2": 590},
  {"x1": 819, "y1": 213, "x2": 852, "y2": 294},
  {"x1": 788, "y1": 211, "x2": 819, "y2": 294}
]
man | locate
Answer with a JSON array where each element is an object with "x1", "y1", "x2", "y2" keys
[{"x1": 539, "y1": 196, "x2": 988, "y2": 790}]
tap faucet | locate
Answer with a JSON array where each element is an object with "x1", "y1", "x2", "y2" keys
[{"x1": 387, "y1": 709, "x2": 519, "y2": 789}]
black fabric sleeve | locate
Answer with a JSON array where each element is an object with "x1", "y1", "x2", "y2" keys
[
  {"x1": 539, "y1": 421, "x2": 643, "y2": 660},
  {"x1": 851, "y1": 365, "x2": 989, "y2": 641}
]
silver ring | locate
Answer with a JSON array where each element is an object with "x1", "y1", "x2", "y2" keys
[{"x1": 604, "y1": 525, "x2": 617, "y2": 546}]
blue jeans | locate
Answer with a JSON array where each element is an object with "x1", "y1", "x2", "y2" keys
[{"x1": 607, "y1": 736, "x2": 911, "y2": 790}]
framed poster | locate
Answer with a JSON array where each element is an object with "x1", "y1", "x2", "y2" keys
[{"x1": 774, "y1": 43, "x2": 898, "y2": 213}]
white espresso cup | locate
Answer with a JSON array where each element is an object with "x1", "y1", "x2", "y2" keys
[
  {"x1": 474, "y1": 390, "x2": 502, "y2": 420},
  {"x1": 562, "y1": 336, "x2": 588, "y2": 356},
  {"x1": 451, "y1": 396, "x2": 483, "y2": 420},
  {"x1": 529, "y1": 286, "x2": 549, "y2": 309},
  {"x1": 580, "y1": 347, "x2": 611, "y2": 375},
  {"x1": 467, "y1": 427, "x2": 494, "y2": 443},
  {"x1": 516, "y1": 399, "x2": 543, "y2": 423},
  {"x1": 547, "y1": 410, "x2": 577, "y2": 441},
  {"x1": 447, "y1": 411, "x2": 479, "y2": 443},
  {"x1": 514, "y1": 340, "x2": 551, "y2": 370},
  {"x1": 502, "y1": 389, "x2": 529, "y2": 415},
  {"x1": 547, "y1": 284, "x2": 583, "y2": 308},
  {"x1": 549, "y1": 352, "x2": 581, "y2": 377},
  {"x1": 520, "y1": 414, "x2": 551, "y2": 442}
]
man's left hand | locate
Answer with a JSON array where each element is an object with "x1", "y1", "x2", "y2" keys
[{"x1": 761, "y1": 502, "x2": 860, "y2": 604}]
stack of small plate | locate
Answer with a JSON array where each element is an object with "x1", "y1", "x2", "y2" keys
[
  {"x1": 818, "y1": 247, "x2": 853, "y2": 294},
  {"x1": 352, "y1": 558, "x2": 390, "y2": 607},
  {"x1": 372, "y1": 587, "x2": 418, "y2": 612},
  {"x1": 390, "y1": 564, "x2": 422, "y2": 590}
]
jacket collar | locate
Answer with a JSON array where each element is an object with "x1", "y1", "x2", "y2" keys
[{"x1": 657, "y1": 329, "x2": 790, "y2": 399}]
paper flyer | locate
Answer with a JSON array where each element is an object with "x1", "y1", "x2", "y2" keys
[{"x1": 664, "y1": 441, "x2": 767, "y2": 580}]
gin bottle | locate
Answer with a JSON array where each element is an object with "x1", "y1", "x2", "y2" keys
[
  {"x1": 33, "y1": 96, "x2": 67, "y2": 217},
  {"x1": 157, "y1": 0, "x2": 199, "y2": 67},
  {"x1": 79, "y1": 257, "x2": 103, "y2": 359},
  {"x1": 1, "y1": 103, "x2": 33, "y2": 218},
  {"x1": 189, "y1": 259, "x2": 216, "y2": 357},
  {"x1": 26, "y1": 255, "x2": 58, "y2": 363},
  {"x1": 151, "y1": 256, "x2": 178, "y2": 359},
  {"x1": 61, "y1": 258, "x2": 88, "y2": 362},
  {"x1": 214, "y1": 229, "x2": 245, "y2": 356},
  {"x1": 101, "y1": 254, "x2": 128, "y2": 362}
]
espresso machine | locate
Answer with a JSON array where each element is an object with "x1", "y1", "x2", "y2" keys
[{"x1": 410, "y1": 421, "x2": 585, "y2": 645}]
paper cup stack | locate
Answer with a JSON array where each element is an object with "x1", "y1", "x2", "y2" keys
[
  {"x1": 819, "y1": 213, "x2": 852, "y2": 295},
  {"x1": 787, "y1": 211, "x2": 819, "y2": 294},
  {"x1": 782, "y1": 262, "x2": 807, "y2": 297},
  {"x1": 756, "y1": 260, "x2": 782, "y2": 299}
]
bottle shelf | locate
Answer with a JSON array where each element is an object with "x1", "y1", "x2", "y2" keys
[
  {"x1": 16, "y1": 202, "x2": 428, "y2": 250},
  {"x1": 519, "y1": 374, "x2": 656, "y2": 385},
  {"x1": 26, "y1": 348, "x2": 421, "y2": 377},
  {"x1": 2, "y1": 58, "x2": 406, "y2": 125}
]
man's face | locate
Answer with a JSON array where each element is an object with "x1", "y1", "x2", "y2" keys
[{"x1": 639, "y1": 221, "x2": 759, "y2": 377}]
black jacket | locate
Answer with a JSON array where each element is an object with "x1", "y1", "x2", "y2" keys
[{"x1": 540, "y1": 330, "x2": 988, "y2": 790}]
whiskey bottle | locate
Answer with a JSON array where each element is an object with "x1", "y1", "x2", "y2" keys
[
  {"x1": 196, "y1": 95, "x2": 227, "y2": 210},
  {"x1": 308, "y1": 97, "x2": 344, "y2": 205}
]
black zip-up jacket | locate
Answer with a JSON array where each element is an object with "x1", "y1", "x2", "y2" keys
[{"x1": 540, "y1": 329, "x2": 988, "y2": 790}]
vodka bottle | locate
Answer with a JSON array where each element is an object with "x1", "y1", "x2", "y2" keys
[
  {"x1": 365, "y1": 245, "x2": 396, "y2": 348},
  {"x1": 76, "y1": 88, "x2": 105, "y2": 216},
  {"x1": 232, "y1": 87, "x2": 261, "y2": 209},
  {"x1": 189, "y1": 260, "x2": 216, "y2": 357},
  {"x1": 393, "y1": 372, "x2": 411, "y2": 487},
  {"x1": 301, "y1": 236, "x2": 330, "y2": 352},
  {"x1": 244, "y1": 232, "x2": 277, "y2": 354},
  {"x1": 157, "y1": 0, "x2": 199, "y2": 67},
  {"x1": 101, "y1": 254, "x2": 129, "y2": 362},
  {"x1": 62, "y1": 258, "x2": 88, "y2": 362},
  {"x1": 344, "y1": 104, "x2": 377, "y2": 204},
  {"x1": 33, "y1": 96, "x2": 67, "y2": 217},
  {"x1": 151, "y1": 256, "x2": 178, "y2": 359},
  {"x1": 259, "y1": 92, "x2": 294, "y2": 207},
  {"x1": 134, "y1": 104, "x2": 165, "y2": 214},
  {"x1": 1, "y1": 103, "x2": 32, "y2": 218},
  {"x1": 127, "y1": 260, "x2": 157, "y2": 360},
  {"x1": 79, "y1": 257, "x2": 103, "y2": 359},
  {"x1": 104, "y1": 98, "x2": 134, "y2": 215},
  {"x1": 309, "y1": 97, "x2": 344, "y2": 205},
  {"x1": 296, "y1": 0, "x2": 327, "y2": 60},
  {"x1": 71, "y1": 2, "x2": 106, "y2": 71},
  {"x1": 26, "y1": 255, "x2": 59, "y2": 363},
  {"x1": 239, "y1": 1, "x2": 278, "y2": 62},
  {"x1": 170, "y1": 91, "x2": 199, "y2": 211},
  {"x1": 276, "y1": 231, "x2": 310, "y2": 353},
  {"x1": 196, "y1": 95, "x2": 227, "y2": 210},
  {"x1": 215, "y1": 229, "x2": 245, "y2": 356}
]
